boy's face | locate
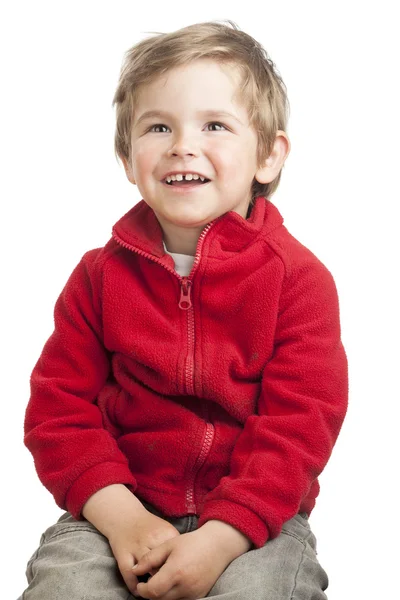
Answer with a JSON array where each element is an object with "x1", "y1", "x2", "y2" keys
[{"x1": 122, "y1": 59, "x2": 279, "y2": 237}]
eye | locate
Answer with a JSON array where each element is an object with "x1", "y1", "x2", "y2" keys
[
  {"x1": 148, "y1": 124, "x2": 170, "y2": 133},
  {"x1": 206, "y1": 122, "x2": 227, "y2": 131}
]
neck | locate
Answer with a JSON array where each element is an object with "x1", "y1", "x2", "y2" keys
[
  {"x1": 158, "y1": 203, "x2": 253, "y2": 255},
  {"x1": 163, "y1": 229, "x2": 201, "y2": 255},
  {"x1": 160, "y1": 221, "x2": 205, "y2": 255}
]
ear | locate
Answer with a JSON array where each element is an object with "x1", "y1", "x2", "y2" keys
[
  {"x1": 120, "y1": 155, "x2": 136, "y2": 185},
  {"x1": 255, "y1": 131, "x2": 291, "y2": 184}
]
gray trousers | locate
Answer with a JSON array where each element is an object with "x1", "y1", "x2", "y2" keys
[{"x1": 19, "y1": 503, "x2": 328, "y2": 599}]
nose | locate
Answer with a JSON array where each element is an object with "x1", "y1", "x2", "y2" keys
[{"x1": 167, "y1": 129, "x2": 199, "y2": 158}]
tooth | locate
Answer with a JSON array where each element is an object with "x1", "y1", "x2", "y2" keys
[
  {"x1": 170, "y1": 175, "x2": 177, "y2": 181},
  {"x1": 166, "y1": 176, "x2": 172, "y2": 182},
  {"x1": 192, "y1": 174, "x2": 199, "y2": 180},
  {"x1": 200, "y1": 176, "x2": 205, "y2": 182},
  {"x1": 185, "y1": 174, "x2": 193, "y2": 181},
  {"x1": 176, "y1": 174, "x2": 183, "y2": 181}
]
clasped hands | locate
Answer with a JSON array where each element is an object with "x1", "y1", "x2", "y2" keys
[{"x1": 108, "y1": 507, "x2": 251, "y2": 600}]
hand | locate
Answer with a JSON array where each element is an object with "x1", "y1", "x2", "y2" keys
[
  {"x1": 132, "y1": 522, "x2": 249, "y2": 600},
  {"x1": 107, "y1": 507, "x2": 180, "y2": 595}
]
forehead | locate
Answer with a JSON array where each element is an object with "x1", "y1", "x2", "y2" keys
[{"x1": 134, "y1": 60, "x2": 247, "y2": 120}]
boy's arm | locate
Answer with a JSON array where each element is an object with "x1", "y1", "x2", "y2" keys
[
  {"x1": 24, "y1": 250, "x2": 137, "y2": 518},
  {"x1": 82, "y1": 484, "x2": 146, "y2": 538},
  {"x1": 198, "y1": 253, "x2": 349, "y2": 549},
  {"x1": 82, "y1": 483, "x2": 182, "y2": 595}
]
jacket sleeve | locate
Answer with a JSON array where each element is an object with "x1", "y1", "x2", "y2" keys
[
  {"x1": 24, "y1": 250, "x2": 137, "y2": 518},
  {"x1": 198, "y1": 254, "x2": 348, "y2": 548}
]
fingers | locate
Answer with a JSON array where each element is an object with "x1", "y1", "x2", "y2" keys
[
  {"x1": 114, "y1": 547, "x2": 150, "y2": 594},
  {"x1": 135, "y1": 562, "x2": 189, "y2": 599},
  {"x1": 133, "y1": 543, "x2": 179, "y2": 599},
  {"x1": 136, "y1": 574, "x2": 182, "y2": 600},
  {"x1": 132, "y1": 542, "x2": 171, "y2": 576},
  {"x1": 136, "y1": 581, "x2": 182, "y2": 600},
  {"x1": 119, "y1": 567, "x2": 138, "y2": 594}
]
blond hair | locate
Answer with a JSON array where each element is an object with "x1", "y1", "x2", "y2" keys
[{"x1": 112, "y1": 20, "x2": 290, "y2": 202}]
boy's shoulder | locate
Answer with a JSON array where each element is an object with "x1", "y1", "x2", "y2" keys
[
  {"x1": 261, "y1": 206, "x2": 340, "y2": 310},
  {"x1": 75, "y1": 237, "x2": 127, "y2": 294},
  {"x1": 80, "y1": 239, "x2": 123, "y2": 270},
  {"x1": 263, "y1": 207, "x2": 336, "y2": 286},
  {"x1": 261, "y1": 209, "x2": 342, "y2": 319}
]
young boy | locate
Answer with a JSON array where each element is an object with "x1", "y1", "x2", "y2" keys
[{"x1": 20, "y1": 20, "x2": 348, "y2": 600}]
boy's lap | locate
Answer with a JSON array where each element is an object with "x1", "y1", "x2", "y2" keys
[
  {"x1": 21, "y1": 512, "x2": 327, "y2": 600},
  {"x1": 23, "y1": 512, "x2": 129, "y2": 600},
  {"x1": 208, "y1": 514, "x2": 328, "y2": 599},
  {"x1": 27, "y1": 511, "x2": 113, "y2": 566}
]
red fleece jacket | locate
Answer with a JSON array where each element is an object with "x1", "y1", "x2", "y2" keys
[{"x1": 24, "y1": 196, "x2": 348, "y2": 548}]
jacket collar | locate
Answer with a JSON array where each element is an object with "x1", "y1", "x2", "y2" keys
[{"x1": 111, "y1": 196, "x2": 284, "y2": 259}]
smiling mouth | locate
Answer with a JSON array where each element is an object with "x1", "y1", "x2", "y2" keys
[{"x1": 164, "y1": 178, "x2": 211, "y2": 186}]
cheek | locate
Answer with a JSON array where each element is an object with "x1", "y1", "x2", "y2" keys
[
  {"x1": 208, "y1": 144, "x2": 230, "y2": 171},
  {"x1": 132, "y1": 146, "x2": 157, "y2": 177},
  {"x1": 217, "y1": 155, "x2": 245, "y2": 181},
  {"x1": 210, "y1": 140, "x2": 254, "y2": 178}
]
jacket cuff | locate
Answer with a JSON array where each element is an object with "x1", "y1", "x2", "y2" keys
[
  {"x1": 198, "y1": 500, "x2": 270, "y2": 548},
  {"x1": 65, "y1": 461, "x2": 137, "y2": 520}
]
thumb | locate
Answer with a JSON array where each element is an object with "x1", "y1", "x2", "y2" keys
[
  {"x1": 132, "y1": 540, "x2": 172, "y2": 576},
  {"x1": 113, "y1": 548, "x2": 146, "y2": 594}
]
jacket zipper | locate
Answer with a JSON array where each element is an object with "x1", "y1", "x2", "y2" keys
[
  {"x1": 112, "y1": 222, "x2": 216, "y2": 514},
  {"x1": 185, "y1": 421, "x2": 214, "y2": 513}
]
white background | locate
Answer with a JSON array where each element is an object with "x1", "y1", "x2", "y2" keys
[{"x1": 1, "y1": 1, "x2": 399, "y2": 598}]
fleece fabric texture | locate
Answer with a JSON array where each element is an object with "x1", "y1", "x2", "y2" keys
[{"x1": 24, "y1": 196, "x2": 348, "y2": 548}]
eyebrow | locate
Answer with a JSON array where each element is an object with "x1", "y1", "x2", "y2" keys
[{"x1": 134, "y1": 109, "x2": 243, "y2": 127}]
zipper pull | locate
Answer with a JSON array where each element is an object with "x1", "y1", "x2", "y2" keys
[{"x1": 179, "y1": 278, "x2": 192, "y2": 310}]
